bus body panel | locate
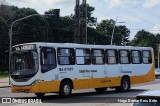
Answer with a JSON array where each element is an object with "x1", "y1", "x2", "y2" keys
[{"x1": 10, "y1": 43, "x2": 155, "y2": 93}]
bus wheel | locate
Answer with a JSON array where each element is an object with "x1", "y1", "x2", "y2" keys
[
  {"x1": 35, "y1": 93, "x2": 45, "y2": 97},
  {"x1": 59, "y1": 81, "x2": 72, "y2": 97},
  {"x1": 95, "y1": 87, "x2": 107, "y2": 92},
  {"x1": 115, "y1": 78, "x2": 130, "y2": 92}
]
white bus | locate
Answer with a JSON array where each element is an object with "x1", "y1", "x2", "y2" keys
[{"x1": 10, "y1": 43, "x2": 155, "y2": 97}]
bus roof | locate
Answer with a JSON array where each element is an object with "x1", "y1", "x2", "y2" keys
[{"x1": 13, "y1": 42, "x2": 153, "y2": 50}]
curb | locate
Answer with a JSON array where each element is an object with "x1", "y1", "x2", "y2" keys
[{"x1": 0, "y1": 86, "x2": 10, "y2": 88}]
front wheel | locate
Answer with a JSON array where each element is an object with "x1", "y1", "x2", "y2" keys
[
  {"x1": 59, "y1": 81, "x2": 72, "y2": 97},
  {"x1": 115, "y1": 78, "x2": 130, "y2": 92}
]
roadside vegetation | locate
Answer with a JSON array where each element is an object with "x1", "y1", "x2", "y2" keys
[
  {"x1": 0, "y1": 72, "x2": 8, "y2": 78},
  {"x1": 0, "y1": 0, "x2": 160, "y2": 72}
]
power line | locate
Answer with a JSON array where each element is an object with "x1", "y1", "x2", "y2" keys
[
  {"x1": 147, "y1": 0, "x2": 160, "y2": 9},
  {"x1": 95, "y1": 9, "x2": 160, "y2": 35},
  {"x1": 94, "y1": 0, "x2": 155, "y2": 32},
  {"x1": 95, "y1": 9, "x2": 143, "y2": 30},
  {"x1": 129, "y1": 0, "x2": 160, "y2": 19},
  {"x1": 130, "y1": 28, "x2": 160, "y2": 31},
  {"x1": 101, "y1": 0, "x2": 156, "y2": 26}
]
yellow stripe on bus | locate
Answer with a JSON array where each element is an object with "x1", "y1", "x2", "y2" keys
[{"x1": 11, "y1": 63, "x2": 155, "y2": 93}]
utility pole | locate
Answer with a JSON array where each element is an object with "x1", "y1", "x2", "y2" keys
[
  {"x1": 74, "y1": 0, "x2": 80, "y2": 44},
  {"x1": 111, "y1": 16, "x2": 118, "y2": 45},
  {"x1": 110, "y1": 16, "x2": 125, "y2": 45},
  {"x1": 81, "y1": 0, "x2": 87, "y2": 44},
  {"x1": 74, "y1": 0, "x2": 87, "y2": 44}
]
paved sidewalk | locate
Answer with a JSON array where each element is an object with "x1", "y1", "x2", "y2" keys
[{"x1": 0, "y1": 77, "x2": 10, "y2": 88}]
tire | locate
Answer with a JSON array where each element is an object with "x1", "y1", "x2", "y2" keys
[
  {"x1": 155, "y1": 76, "x2": 158, "y2": 79},
  {"x1": 155, "y1": 75, "x2": 159, "y2": 79},
  {"x1": 35, "y1": 93, "x2": 45, "y2": 97},
  {"x1": 59, "y1": 81, "x2": 72, "y2": 97},
  {"x1": 115, "y1": 78, "x2": 130, "y2": 92},
  {"x1": 95, "y1": 87, "x2": 108, "y2": 92}
]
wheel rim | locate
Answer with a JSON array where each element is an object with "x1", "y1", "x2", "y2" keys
[
  {"x1": 63, "y1": 84, "x2": 70, "y2": 95},
  {"x1": 122, "y1": 80, "x2": 128, "y2": 90}
]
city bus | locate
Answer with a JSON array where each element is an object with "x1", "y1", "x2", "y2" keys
[{"x1": 10, "y1": 43, "x2": 155, "y2": 97}]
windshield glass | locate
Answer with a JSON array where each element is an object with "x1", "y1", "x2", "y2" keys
[{"x1": 11, "y1": 51, "x2": 38, "y2": 75}]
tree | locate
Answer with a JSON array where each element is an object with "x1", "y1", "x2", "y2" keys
[
  {"x1": 81, "y1": 4, "x2": 97, "y2": 26},
  {"x1": 130, "y1": 30, "x2": 156, "y2": 47},
  {"x1": 45, "y1": 9, "x2": 75, "y2": 43},
  {"x1": 87, "y1": 27, "x2": 110, "y2": 45},
  {"x1": 130, "y1": 30, "x2": 160, "y2": 67},
  {"x1": 96, "y1": 19, "x2": 130, "y2": 45},
  {"x1": 96, "y1": 19, "x2": 114, "y2": 35},
  {"x1": 0, "y1": 17, "x2": 8, "y2": 72},
  {"x1": 117, "y1": 25, "x2": 130, "y2": 45},
  {"x1": 0, "y1": 4, "x2": 15, "y2": 24},
  {"x1": 0, "y1": 17, "x2": 8, "y2": 46},
  {"x1": 11, "y1": 7, "x2": 49, "y2": 45}
]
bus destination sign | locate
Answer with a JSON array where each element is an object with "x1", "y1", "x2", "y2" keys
[{"x1": 13, "y1": 45, "x2": 36, "y2": 51}]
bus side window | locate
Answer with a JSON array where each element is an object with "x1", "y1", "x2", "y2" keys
[
  {"x1": 41, "y1": 47, "x2": 57, "y2": 73},
  {"x1": 131, "y1": 50, "x2": 141, "y2": 64},
  {"x1": 119, "y1": 50, "x2": 130, "y2": 64},
  {"x1": 91, "y1": 49, "x2": 104, "y2": 64},
  {"x1": 142, "y1": 50, "x2": 152, "y2": 64},
  {"x1": 58, "y1": 48, "x2": 75, "y2": 65},
  {"x1": 106, "y1": 50, "x2": 118, "y2": 64},
  {"x1": 76, "y1": 49, "x2": 91, "y2": 65}
]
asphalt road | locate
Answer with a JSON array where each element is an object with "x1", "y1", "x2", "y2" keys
[{"x1": 0, "y1": 79, "x2": 160, "y2": 106}]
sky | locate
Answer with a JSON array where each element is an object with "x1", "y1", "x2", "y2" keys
[{"x1": 5, "y1": 0, "x2": 160, "y2": 40}]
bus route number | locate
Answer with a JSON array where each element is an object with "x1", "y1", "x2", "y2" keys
[{"x1": 59, "y1": 67, "x2": 73, "y2": 72}]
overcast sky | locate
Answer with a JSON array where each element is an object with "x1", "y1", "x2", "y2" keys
[{"x1": 6, "y1": 0, "x2": 160, "y2": 40}]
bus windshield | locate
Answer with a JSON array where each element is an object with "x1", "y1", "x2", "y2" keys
[{"x1": 11, "y1": 51, "x2": 38, "y2": 76}]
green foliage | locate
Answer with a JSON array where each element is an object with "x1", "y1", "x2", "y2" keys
[
  {"x1": 75, "y1": 4, "x2": 97, "y2": 27},
  {"x1": 85, "y1": 4, "x2": 97, "y2": 26},
  {"x1": 0, "y1": 6, "x2": 50, "y2": 72},
  {"x1": 96, "y1": 19, "x2": 130, "y2": 45},
  {"x1": 87, "y1": 27, "x2": 109, "y2": 45},
  {"x1": 96, "y1": 19, "x2": 115, "y2": 34},
  {"x1": 131, "y1": 30, "x2": 156, "y2": 47},
  {"x1": 0, "y1": 17, "x2": 8, "y2": 48},
  {"x1": 0, "y1": 17, "x2": 8, "y2": 33},
  {"x1": 0, "y1": 72, "x2": 8, "y2": 78},
  {"x1": 0, "y1": 4, "x2": 15, "y2": 24},
  {"x1": 0, "y1": 17, "x2": 8, "y2": 72}
]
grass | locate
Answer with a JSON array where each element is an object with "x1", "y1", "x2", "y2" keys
[{"x1": 0, "y1": 72, "x2": 9, "y2": 78}]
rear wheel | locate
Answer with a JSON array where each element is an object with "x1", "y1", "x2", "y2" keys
[
  {"x1": 156, "y1": 75, "x2": 159, "y2": 79},
  {"x1": 35, "y1": 93, "x2": 45, "y2": 97},
  {"x1": 115, "y1": 78, "x2": 130, "y2": 92},
  {"x1": 59, "y1": 81, "x2": 72, "y2": 97},
  {"x1": 95, "y1": 87, "x2": 107, "y2": 92}
]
